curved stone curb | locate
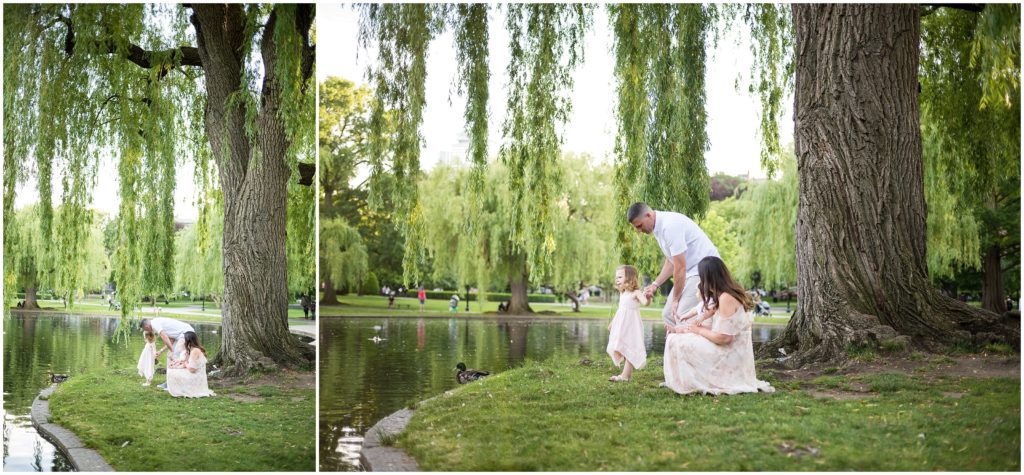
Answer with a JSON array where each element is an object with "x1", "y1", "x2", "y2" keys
[
  {"x1": 31, "y1": 384, "x2": 115, "y2": 472},
  {"x1": 360, "y1": 408, "x2": 420, "y2": 471}
]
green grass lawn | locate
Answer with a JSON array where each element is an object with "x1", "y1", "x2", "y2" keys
[
  {"x1": 399, "y1": 356, "x2": 1020, "y2": 471},
  {"x1": 321, "y1": 294, "x2": 791, "y2": 324},
  {"x1": 48, "y1": 368, "x2": 315, "y2": 471},
  {"x1": 20, "y1": 299, "x2": 311, "y2": 324}
]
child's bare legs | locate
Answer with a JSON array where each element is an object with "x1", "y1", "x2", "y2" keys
[{"x1": 609, "y1": 353, "x2": 635, "y2": 381}]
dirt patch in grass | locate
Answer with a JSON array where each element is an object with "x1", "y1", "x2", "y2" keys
[
  {"x1": 211, "y1": 368, "x2": 316, "y2": 392},
  {"x1": 808, "y1": 389, "x2": 872, "y2": 400},
  {"x1": 227, "y1": 393, "x2": 264, "y2": 403},
  {"x1": 762, "y1": 353, "x2": 1019, "y2": 384}
]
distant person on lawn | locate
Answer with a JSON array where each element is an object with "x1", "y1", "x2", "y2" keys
[
  {"x1": 418, "y1": 287, "x2": 427, "y2": 312},
  {"x1": 626, "y1": 202, "x2": 721, "y2": 328}
]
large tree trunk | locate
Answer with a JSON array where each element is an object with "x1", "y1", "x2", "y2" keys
[
  {"x1": 190, "y1": 5, "x2": 313, "y2": 376},
  {"x1": 22, "y1": 286, "x2": 40, "y2": 310},
  {"x1": 321, "y1": 274, "x2": 340, "y2": 305},
  {"x1": 761, "y1": 4, "x2": 1017, "y2": 366},
  {"x1": 981, "y1": 243, "x2": 1005, "y2": 313},
  {"x1": 507, "y1": 252, "x2": 534, "y2": 315},
  {"x1": 563, "y1": 291, "x2": 580, "y2": 312}
]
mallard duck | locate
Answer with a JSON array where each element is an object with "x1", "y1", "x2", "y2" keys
[
  {"x1": 49, "y1": 373, "x2": 69, "y2": 383},
  {"x1": 455, "y1": 362, "x2": 489, "y2": 384}
]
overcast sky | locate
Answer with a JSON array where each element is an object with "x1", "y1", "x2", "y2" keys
[{"x1": 318, "y1": 3, "x2": 794, "y2": 180}]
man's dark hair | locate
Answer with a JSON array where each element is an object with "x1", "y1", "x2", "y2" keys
[
  {"x1": 626, "y1": 202, "x2": 652, "y2": 222},
  {"x1": 139, "y1": 318, "x2": 150, "y2": 330}
]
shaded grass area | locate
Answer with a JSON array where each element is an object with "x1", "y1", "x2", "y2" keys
[
  {"x1": 399, "y1": 356, "x2": 1020, "y2": 471},
  {"x1": 48, "y1": 368, "x2": 315, "y2": 471},
  {"x1": 321, "y1": 294, "x2": 791, "y2": 324}
]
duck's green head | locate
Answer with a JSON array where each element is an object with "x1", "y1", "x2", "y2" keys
[{"x1": 456, "y1": 362, "x2": 467, "y2": 371}]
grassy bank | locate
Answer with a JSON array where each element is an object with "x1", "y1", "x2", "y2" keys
[
  {"x1": 320, "y1": 294, "x2": 792, "y2": 324},
  {"x1": 48, "y1": 368, "x2": 315, "y2": 471},
  {"x1": 398, "y1": 355, "x2": 1020, "y2": 471}
]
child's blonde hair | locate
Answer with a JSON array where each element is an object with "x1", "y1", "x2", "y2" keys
[
  {"x1": 143, "y1": 330, "x2": 154, "y2": 343},
  {"x1": 616, "y1": 265, "x2": 641, "y2": 292}
]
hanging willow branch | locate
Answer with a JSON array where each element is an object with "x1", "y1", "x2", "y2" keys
[
  {"x1": 609, "y1": 4, "x2": 712, "y2": 265},
  {"x1": 501, "y1": 3, "x2": 593, "y2": 280},
  {"x1": 359, "y1": 3, "x2": 441, "y2": 214},
  {"x1": 449, "y1": 3, "x2": 490, "y2": 189},
  {"x1": 739, "y1": 3, "x2": 794, "y2": 177}
]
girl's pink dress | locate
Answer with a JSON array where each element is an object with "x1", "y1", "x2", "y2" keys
[{"x1": 606, "y1": 290, "x2": 647, "y2": 369}]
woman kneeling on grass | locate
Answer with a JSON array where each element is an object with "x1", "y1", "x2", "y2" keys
[
  {"x1": 663, "y1": 256, "x2": 774, "y2": 395},
  {"x1": 167, "y1": 331, "x2": 216, "y2": 398}
]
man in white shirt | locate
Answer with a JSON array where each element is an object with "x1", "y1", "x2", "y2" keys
[
  {"x1": 627, "y1": 202, "x2": 721, "y2": 327},
  {"x1": 140, "y1": 317, "x2": 196, "y2": 388}
]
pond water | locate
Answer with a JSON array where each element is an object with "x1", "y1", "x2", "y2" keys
[
  {"x1": 318, "y1": 316, "x2": 783, "y2": 471},
  {"x1": 2, "y1": 313, "x2": 220, "y2": 472}
]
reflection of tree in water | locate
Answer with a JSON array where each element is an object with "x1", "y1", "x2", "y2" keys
[{"x1": 31, "y1": 436, "x2": 43, "y2": 472}]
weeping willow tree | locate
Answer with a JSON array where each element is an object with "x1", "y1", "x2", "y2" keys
[
  {"x1": 920, "y1": 4, "x2": 1021, "y2": 312},
  {"x1": 5, "y1": 205, "x2": 109, "y2": 308},
  {"x1": 734, "y1": 152, "x2": 798, "y2": 291},
  {"x1": 174, "y1": 197, "x2": 224, "y2": 310},
  {"x1": 359, "y1": 4, "x2": 592, "y2": 313},
  {"x1": 3, "y1": 3, "x2": 316, "y2": 375},
  {"x1": 320, "y1": 217, "x2": 369, "y2": 297},
  {"x1": 609, "y1": 4, "x2": 713, "y2": 271},
  {"x1": 411, "y1": 155, "x2": 616, "y2": 312}
]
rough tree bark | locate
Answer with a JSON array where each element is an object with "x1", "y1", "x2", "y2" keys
[
  {"x1": 22, "y1": 286, "x2": 39, "y2": 310},
  {"x1": 506, "y1": 252, "x2": 534, "y2": 315},
  {"x1": 759, "y1": 4, "x2": 1018, "y2": 366},
  {"x1": 981, "y1": 243, "x2": 1005, "y2": 313},
  {"x1": 188, "y1": 4, "x2": 315, "y2": 375}
]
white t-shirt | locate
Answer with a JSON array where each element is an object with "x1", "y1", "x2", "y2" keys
[
  {"x1": 652, "y1": 210, "x2": 720, "y2": 277},
  {"x1": 150, "y1": 318, "x2": 195, "y2": 340}
]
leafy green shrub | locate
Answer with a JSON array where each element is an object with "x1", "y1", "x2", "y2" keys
[{"x1": 361, "y1": 272, "x2": 380, "y2": 296}]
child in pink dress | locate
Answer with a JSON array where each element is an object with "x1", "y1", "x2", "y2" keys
[
  {"x1": 606, "y1": 265, "x2": 650, "y2": 382},
  {"x1": 137, "y1": 331, "x2": 156, "y2": 386}
]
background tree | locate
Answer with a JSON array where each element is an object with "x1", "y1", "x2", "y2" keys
[
  {"x1": 3, "y1": 3, "x2": 316, "y2": 375},
  {"x1": 408, "y1": 155, "x2": 615, "y2": 314},
  {"x1": 320, "y1": 217, "x2": 369, "y2": 299},
  {"x1": 174, "y1": 198, "x2": 224, "y2": 310},
  {"x1": 920, "y1": 4, "x2": 1021, "y2": 311},
  {"x1": 319, "y1": 77, "x2": 374, "y2": 303}
]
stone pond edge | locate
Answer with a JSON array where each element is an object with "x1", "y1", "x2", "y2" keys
[
  {"x1": 360, "y1": 407, "x2": 420, "y2": 471},
  {"x1": 31, "y1": 384, "x2": 115, "y2": 472}
]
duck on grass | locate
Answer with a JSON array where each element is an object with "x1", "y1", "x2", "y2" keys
[
  {"x1": 46, "y1": 367, "x2": 315, "y2": 471},
  {"x1": 396, "y1": 354, "x2": 1020, "y2": 471}
]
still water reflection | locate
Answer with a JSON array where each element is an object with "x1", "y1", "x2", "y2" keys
[
  {"x1": 2, "y1": 313, "x2": 220, "y2": 472},
  {"x1": 318, "y1": 316, "x2": 782, "y2": 471}
]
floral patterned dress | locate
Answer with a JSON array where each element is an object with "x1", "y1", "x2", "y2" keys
[
  {"x1": 167, "y1": 350, "x2": 216, "y2": 398},
  {"x1": 663, "y1": 306, "x2": 774, "y2": 395}
]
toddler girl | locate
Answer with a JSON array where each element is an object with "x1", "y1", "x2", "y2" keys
[
  {"x1": 137, "y1": 330, "x2": 156, "y2": 386},
  {"x1": 606, "y1": 265, "x2": 650, "y2": 382}
]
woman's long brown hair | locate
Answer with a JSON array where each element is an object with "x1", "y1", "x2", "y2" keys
[
  {"x1": 182, "y1": 331, "x2": 207, "y2": 356},
  {"x1": 697, "y1": 256, "x2": 753, "y2": 312}
]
